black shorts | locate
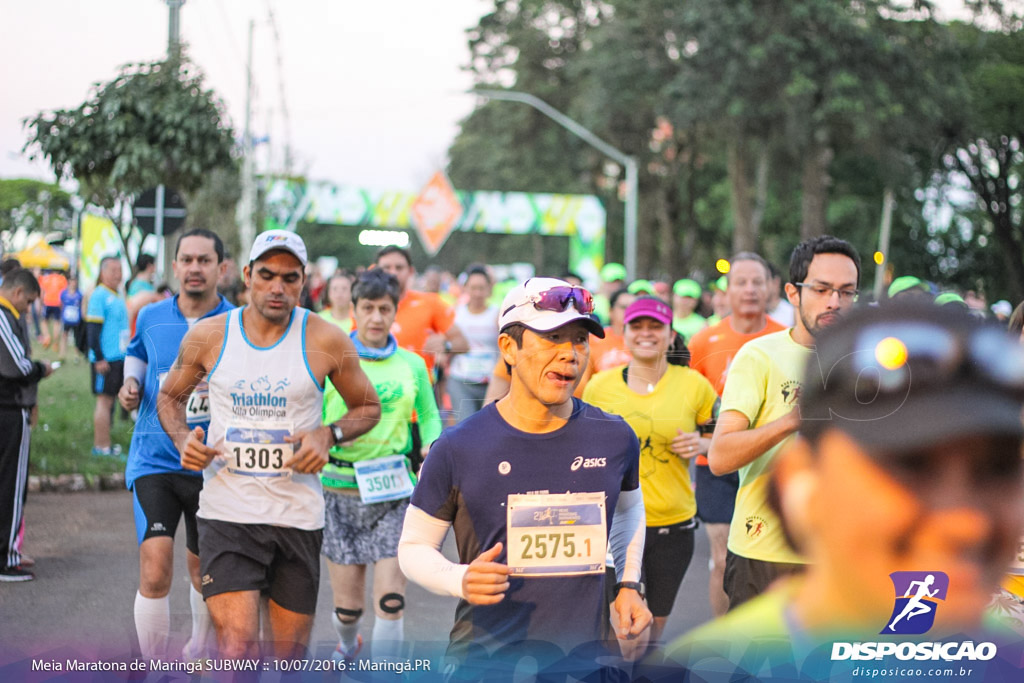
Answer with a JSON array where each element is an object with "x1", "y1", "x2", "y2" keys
[
  {"x1": 131, "y1": 473, "x2": 202, "y2": 554},
  {"x1": 91, "y1": 360, "x2": 125, "y2": 397},
  {"x1": 723, "y1": 550, "x2": 804, "y2": 611},
  {"x1": 642, "y1": 519, "x2": 697, "y2": 618},
  {"x1": 44, "y1": 306, "x2": 61, "y2": 320},
  {"x1": 198, "y1": 518, "x2": 323, "y2": 615},
  {"x1": 695, "y1": 464, "x2": 739, "y2": 524}
]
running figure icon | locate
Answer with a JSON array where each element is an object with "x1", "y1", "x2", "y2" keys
[{"x1": 887, "y1": 574, "x2": 938, "y2": 632}]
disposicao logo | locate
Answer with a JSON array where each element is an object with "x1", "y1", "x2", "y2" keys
[
  {"x1": 831, "y1": 570, "x2": 997, "y2": 663},
  {"x1": 883, "y1": 571, "x2": 948, "y2": 635}
]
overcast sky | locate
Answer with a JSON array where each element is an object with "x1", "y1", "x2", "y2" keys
[
  {"x1": 1, "y1": 0, "x2": 971, "y2": 194},
  {"x1": 1, "y1": 0, "x2": 490, "y2": 191}
]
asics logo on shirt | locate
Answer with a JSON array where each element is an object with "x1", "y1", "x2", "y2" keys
[{"x1": 571, "y1": 456, "x2": 606, "y2": 471}]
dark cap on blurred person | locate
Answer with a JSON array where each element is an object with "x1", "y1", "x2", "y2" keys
[{"x1": 799, "y1": 301, "x2": 1024, "y2": 453}]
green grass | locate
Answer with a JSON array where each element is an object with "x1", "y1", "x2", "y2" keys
[{"x1": 30, "y1": 344, "x2": 134, "y2": 476}]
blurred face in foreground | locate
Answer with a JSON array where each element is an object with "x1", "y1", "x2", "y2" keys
[{"x1": 785, "y1": 429, "x2": 1024, "y2": 633}]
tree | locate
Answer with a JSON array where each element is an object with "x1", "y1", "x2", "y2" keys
[
  {"x1": 935, "y1": 22, "x2": 1024, "y2": 301},
  {"x1": 23, "y1": 54, "x2": 236, "y2": 259},
  {"x1": 0, "y1": 178, "x2": 73, "y2": 238}
]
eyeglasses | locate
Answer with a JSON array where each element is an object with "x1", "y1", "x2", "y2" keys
[
  {"x1": 845, "y1": 322, "x2": 1024, "y2": 396},
  {"x1": 513, "y1": 285, "x2": 595, "y2": 315},
  {"x1": 794, "y1": 282, "x2": 859, "y2": 301}
]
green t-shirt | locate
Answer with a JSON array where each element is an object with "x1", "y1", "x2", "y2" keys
[
  {"x1": 720, "y1": 329, "x2": 809, "y2": 564},
  {"x1": 672, "y1": 312, "x2": 708, "y2": 343},
  {"x1": 318, "y1": 308, "x2": 353, "y2": 333},
  {"x1": 320, "y1": 347, "x2": 442, "y2": 489}
]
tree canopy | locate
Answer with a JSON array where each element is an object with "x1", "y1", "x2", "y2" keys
[
  {"x1": 446, "y1": 0, "x2": 1024, "y2": 301},
  {"x1": 23, "y1": 55, "x2": 237, "y2": 257}
]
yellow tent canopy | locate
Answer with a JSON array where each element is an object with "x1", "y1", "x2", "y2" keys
[{"x1": 13, "y1": 242, "x2": 71, "y2": 270}]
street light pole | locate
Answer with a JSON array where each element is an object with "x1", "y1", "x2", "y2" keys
[{"x1": 471, "y1": 89, "x2": 639, "y2": 280}]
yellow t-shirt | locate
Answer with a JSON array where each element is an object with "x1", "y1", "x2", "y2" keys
[
  {"x1": 583, "y1": 364, "x2": 717, "y2": 526},
  {"x1": 720, "y1": 330, "x2": 809, "y2": 564}
]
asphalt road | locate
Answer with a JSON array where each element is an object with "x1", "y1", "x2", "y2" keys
[{"x1": 0, "y1": 490, "x2": 712, "y2": 675}]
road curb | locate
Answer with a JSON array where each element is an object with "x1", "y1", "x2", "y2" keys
[{"x1": 28, "y1": 472, "x2": 126, "y2": 494}]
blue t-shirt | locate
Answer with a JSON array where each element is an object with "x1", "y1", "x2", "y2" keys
[
  {"x1": 86, "y1": 285, "x2": 129, "y2": 362},
  {"x1": 124, "y1": 295, "x2": 234, "y2": 487},
  {"x1": 60, "y1": 290, "x2": 83, "y2": 325},
  {"x1": 411, "y1": 398, "x2": 640, "y2": 655}
]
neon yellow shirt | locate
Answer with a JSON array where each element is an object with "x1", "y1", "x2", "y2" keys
[
  {"x1": 320, "y1": 347, "x2": 441, "y2": 490},
  {"x1": 583, "y1": 364, "x2": 717, "y2": 526},
  {"x1": 720, "y1": 329, "x2": 809, "y2": 564},
  {"x1": 318, "y1": 308, "x2": 353, "y2": 333}
]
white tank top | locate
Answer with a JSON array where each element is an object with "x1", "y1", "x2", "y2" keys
[
  {"x1": 201, "y1": 307, "x2": 325, "y2": 529},
  {"x1": 449, "y1": 304, "x2": 499, "y2": 383}
]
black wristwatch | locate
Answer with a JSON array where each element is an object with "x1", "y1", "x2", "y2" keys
[
  {"x1": 328, "y1": 423, "x2": 344, "y2": 446},
  {"x1": 614, "y1": 581, "x2": 646, "y2": 600}
]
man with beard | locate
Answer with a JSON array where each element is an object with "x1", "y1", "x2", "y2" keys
[
  {"x1": 117, "y1": 229, "x2": 234, "y2": 660},
  {"x1": 708, "y1": 236, "x2": 860, "y2": 609},
  {"x1": 687, "y1": 252, "x2": 785, "y2": 618}
]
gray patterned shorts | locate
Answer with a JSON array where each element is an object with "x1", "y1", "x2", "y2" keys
[{"x1": 321, "y1": 490, "x2": 409, "y2": 566}]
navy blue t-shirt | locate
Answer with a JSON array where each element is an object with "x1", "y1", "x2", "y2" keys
[{"x1": 411, "y1": 398, "x2": 640, "y2": 655}]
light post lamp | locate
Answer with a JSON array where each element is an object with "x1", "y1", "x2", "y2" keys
[{"x1": 471, "y1": 89, "x2": 639, "y2": 281}]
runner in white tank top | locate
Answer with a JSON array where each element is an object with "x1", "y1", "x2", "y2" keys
[
  {"x1": 157, "y1": 230, "x2": 381, "y2": 660},
  {"x1": 202, "y1": 306, "x2": 325, "y2": 529}
]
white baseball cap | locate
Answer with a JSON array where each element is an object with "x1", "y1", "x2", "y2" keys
[
  {"x1": 498, "y1": 277, "x2": 605, "y2": 338},
  {"x1": 248, "y1": 230, "x2": 308, "y2": 267}
]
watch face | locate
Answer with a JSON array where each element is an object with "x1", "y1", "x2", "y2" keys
[{"x1": 331, "y1": 424, "x2": 344, "y2": 444}]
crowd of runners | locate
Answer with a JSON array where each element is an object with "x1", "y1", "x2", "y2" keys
[{"x1": 2, "y1": 228, "x2": 1024, "y2": 680}]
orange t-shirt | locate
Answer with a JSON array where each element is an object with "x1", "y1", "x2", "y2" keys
[
  {"x1": 588, "y1": 328, "x2": 633, "y2": 376},
  {"x1": 392, "y1": 289, "x2": 455, "y2": 376},
  {"x1": 39, "y1": 272, "x2": 68, "y2": 308},
  {"x1": 688, "y1": 315, "x2": 786, "y2": 395},
  {"x1": 688, "y1": 315, "x2": 785, "y2": 466}
]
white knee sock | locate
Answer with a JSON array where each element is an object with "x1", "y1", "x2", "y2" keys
[
  {"x1": 332, "y1": 612, "x2": 362, "y2": 653},
  {"x1": 134, "y1": 591, "x2": 170, "y2": 660},
  {"x1": 188, "y1": 584, "x2": 214, "y2": 657},
  {"x1": 372, "y1": 616, "x2": 404, "y2": 658}
]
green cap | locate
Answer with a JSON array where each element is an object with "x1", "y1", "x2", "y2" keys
[
  {"x1": 627, "y1": 279, "x2": 654, "y2": 295},
  {"x1": 673, "y1": 278, "x2": 701, "y2": 299},
  {"x1": 887, "y1": 276, "x2": 928, "y2": 299},
  {"x1": 710, "y1": 275, "x2": 728, "y2": 292},
  {"x1": 934, "y1": 292, "x2": 967, "y2": 307},
  {"x1": 600, "y1": 263, "x2": 627, "y2": 282}
]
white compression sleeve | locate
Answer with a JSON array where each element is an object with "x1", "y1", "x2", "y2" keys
[
  {"x1": 608, "y1": 487, "x2": 645, "y2": 583},
  {"x1": 397, "y1": 505, "x2": 468, "y2": 599},
  {"x1": 124, "y1": 356, "x2": 147, "y2": 385}
]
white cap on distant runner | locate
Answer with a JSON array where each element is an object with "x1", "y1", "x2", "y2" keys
[{"x1": 248, "y1": 230, "x2": 308, "y2": 267}]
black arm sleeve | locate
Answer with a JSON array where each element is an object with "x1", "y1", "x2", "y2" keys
[{"x1": 86, "y1": 322, "x2": 105, "y2": 361}]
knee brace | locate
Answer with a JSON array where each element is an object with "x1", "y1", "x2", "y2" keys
[
  {"x1": 378, "y1": 593, "x2": 405, "y2": 615},
  {"x1": 334, "y1": 606, "x2": 363, "y2": 624}
]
